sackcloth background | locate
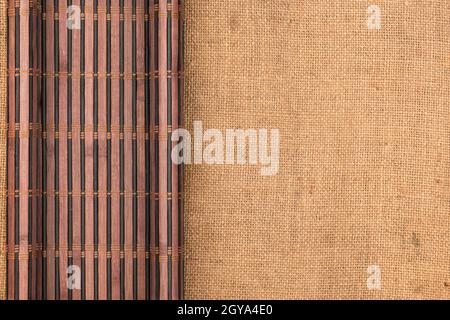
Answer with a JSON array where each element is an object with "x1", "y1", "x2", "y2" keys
[{"x1": 184, "y1": 0, "x2": 450, "y2": 299}]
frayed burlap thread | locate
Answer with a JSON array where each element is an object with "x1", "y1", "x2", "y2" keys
[{"x1": 184, "y1": 0, "x2": 450, "y2": 299}]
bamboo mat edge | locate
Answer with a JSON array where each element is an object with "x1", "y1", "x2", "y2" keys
[{"x1": 0, "y1": 0, "x2": 8, "y2": 301}]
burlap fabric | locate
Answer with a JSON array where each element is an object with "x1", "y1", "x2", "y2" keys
[
  {"x1": 184, "y1": 0, "x2": 450, "y2": 299},
  {"x1": 0, "y1": 0, "x2": 7, "y2": 301}
]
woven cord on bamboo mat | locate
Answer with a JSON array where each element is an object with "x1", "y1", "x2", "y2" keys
[{"x1": 4, "y1": 0, "x2": 184, "y2": 300}]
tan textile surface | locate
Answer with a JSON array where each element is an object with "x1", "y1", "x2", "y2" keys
[
  {"x1": 184, "y1": 0, "x2": 450, "y2": 299},
  {"x1": 0, "y1": 0, "x2": 7, "y2": 300}
]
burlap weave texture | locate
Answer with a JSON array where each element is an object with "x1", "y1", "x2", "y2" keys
[{"x1": 184, "y1": 0, "x2": 450, "y2": 299}]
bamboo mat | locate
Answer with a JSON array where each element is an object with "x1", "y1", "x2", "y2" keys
[
  {"x1": 184, "y1": 0, "x2": 450, "y2": 299},
  {"x1": 0, "y1": 0, "x2": 7, "y2": 300},
  {"x1": 2, "y1": 0, "x2": 450, "y2": 301},
  {"x1": 5, "y1": 0, "x2": 183, "y2": 300}
]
